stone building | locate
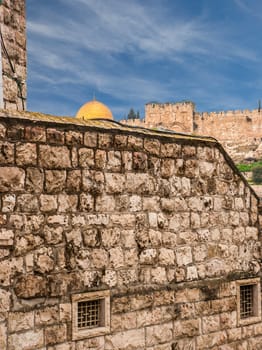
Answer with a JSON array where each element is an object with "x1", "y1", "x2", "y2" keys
[
  {"x1": 0, "y1": 0, "x2": 27, "y2": 110},
  {"x1": 122, "y1": 101, "x2": 262, "y2": 163},
  {"x1": 0, "y1": 108, "x2": 262, "y2": 349}
]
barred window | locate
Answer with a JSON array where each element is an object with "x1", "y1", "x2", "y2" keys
[
  {"x1": 237, "y1": 278, "x2": 261, "y2": 326},
  {"x1": 72, "y1": 290, "x2": 110, "y2": 340},
  {"x1": 240, "y1": 284, "x2": 254, "y2": 319}
]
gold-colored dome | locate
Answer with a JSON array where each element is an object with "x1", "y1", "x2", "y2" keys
[{"x1": 76, "y1": 99, "x2": 113, "y2": 120}]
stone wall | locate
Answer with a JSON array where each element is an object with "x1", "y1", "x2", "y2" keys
[
  {"x1": 0, "y1": 112, "x2": 261, "y2": 349},
  {"x1": 0, "y1": 0, "x2": 26, "y2": 110},
  {"x1": 121, "y1": 103, "x2": 262, "y2": 162}
]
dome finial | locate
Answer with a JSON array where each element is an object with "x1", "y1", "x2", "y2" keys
[{"x1": 93, "y1": 91, "x2": 96, "y2": 101}]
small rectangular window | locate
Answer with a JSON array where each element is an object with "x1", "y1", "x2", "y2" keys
[
  {"x1": 72, "y1": 290, "x2": 110, "y2": 340},
  {"x1": 237, "y1": 278, "x2": 261, "y2": 326},
  {"x1": 240, "y1": 284, "x2": 254, "y2": 319}
]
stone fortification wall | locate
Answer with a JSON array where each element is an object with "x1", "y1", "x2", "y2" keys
[
  {"x1": 0, "y1": 112, "x2": 261, "y2": 349},
  {"x1": 145, "y1": 102, "x2": 194, "y2": 133},
  {"x1": 0, "y1": 0, "x2": 26, "y2": 110},
  {"x1": 122, "y1": 103, "x2": 262, "y2": 162}
]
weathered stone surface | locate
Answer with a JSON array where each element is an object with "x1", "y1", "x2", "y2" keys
[
  {"x1": 105, "y1": 328, "x2": 145, "y2": 349},
  {"x1": 0, "y1": 228, "x2": 14, "y2": 246},
  {"x1": 39, "y1": 145, "x2": 71, "y2": 168},
  {"x1": 16, "y1": 142, "x2": 37, "y2": 165},
  {"x1": 0, "y1": 167, "x2": 25, "y2": 192},
  {"x1": 8, "y1": 311, "x2": 34, "y2": 332},
  {"x1": 14, "y1": 275, "x2": 48, "y2": 298},
  {"x1": 8, "y1": 330, "x2": 44, "y2": 350}
]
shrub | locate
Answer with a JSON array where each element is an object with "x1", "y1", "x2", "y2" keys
[{"x1": 252, "y1": 165, "x2": 262, "y2": 184}]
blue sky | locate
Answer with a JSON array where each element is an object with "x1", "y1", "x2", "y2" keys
[{"x1": 27, "y1": 0, "x2": 262, "y2": 120}]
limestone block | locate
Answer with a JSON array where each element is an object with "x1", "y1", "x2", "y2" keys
[
  {"x1": 169, "y1": 213, "x2": 190, "y2": 232},
  {"x1": 76, "y1": 336, "x2": 104, "y2": 350},
  {"x1": 0, "y1": 141, "x2": 14, "y2": 163},
  {"x1": 129, "y1": 195, "x2": 142, "y2": 211},
  {"x1": 107, "y1": 150, "x2": 121, "y2": 171},
  {"x1": 143, "y1": 196, "x2": 160, "y2": 211},
  {"x1": 25, "y1": 167, "x2": 43, "y2": 192},
  {"x1": 196, "y1": 330, "x2": 227, "y2": 348},
  {"x1": 0, "y1": 228, "x2": 14, "y2": 246},
  {"x1": 58, "y1": 194, "x2": 78, "y2": 212},
  {"x1": 0, "y1": 167, "x2": 25, "y2": 192},
  {"x1": 184, "y1": 159, "x2": 199, "y2": 178},
  {"x1": 47, "y1": 215, "x2": 69, "y2": 226},
  {"x1": 125, "y1": 248, "x2": 138, "y2": 266},
  {"x1": 133, "y1": 152, "x2": 147, "y2": 171},
  {"x1": 160, "y1": 142, "x2": 181, "y2": 157},
  {"x1": 65, "y1": 130, "x2": 82, "y2": 145},
  {"x1": 191, "y1": 212, "x2": 200, "y2": 228},
  {"x1": 14, "y1": 274, "x2": 48, "y2": 298},
  {"x1": 0, "y1": 288, "x2": 10, "y2": 314},
  {"x1": 0, "y1": 322, "x2": 7, "y2": 349},
  {"x1": 174, "y1": 319, "x2": 200, "y2": 338},
  {"x1": 202, "y1": 314, "x2": 220, "y2": 334},
  {"x1": 146, "y1": 322, "x2": 173, "y2": 346},
  {"x1": 227, "y1": 327, "x2": 242, "y2": 342},
  {"x1": 139, "y1": 249, "x2": 157, "y2": 264},
  {"x1": 25, "y1": 126, "x2": 46, "y2": 142},
  {"x1": 91, "y1": 248, "x2": 108, "y2": 268},
  {"x1": 127, "y1": 135, "x2": 143, "y2": 150},
  {"x1": 199, "y1": 161, "x2": 215, "y2": 178},
  {"x1": 186, "y1": 266, "x2": 198, "y2": 280},
  {"x1": 105, "y1": 173, "x2": 125, "y2": 193},
  {"x1": 246, "y1": 226, "x2": 258, "y2": 240},
  {"x1": 16, "y1": 194, "x2": 38, "y2": 212},
  {"x1": 148, "y1": 212, "x2": 158, "y2": 228},
  {"x1": 46, "y1": 128, "x2": 65, "y2": 144},
  {"x1": 45, "y1": 170, "x2": 66, "y2": 193},
  {"x1": 98, "y1": 133, "x2": 113, "y2": 148},
  {"x1": 16, "y1": 142, "x2": 37, "y2": 165},
  {"x1": 126, "y1": 173, "x2": 155, "y2": 194},
  {"x1": 35, "y1": 247, "x2": 55, "y2": 273},
  {"x1": 39, "y1": 145, "x2": 71, "y2": 168},
  {"x1": 161, "y1": 159, "x2": 175, "y2": 178},
  {"x1": 66, "y1": 169, "x2": 81, "y2": 192},
  {"x1": 8, "y1": 311, "x2": 34, "y2": 332},
  {"x1": 111, "y1": 312, "x2": 137, "y2": 332},
  {"x1": 0, "y1": 123, "x2": 6, "y2": 138},
  {"x1": 8, "y1": 330, "x2": 44, "y2": 350},
  {"x1": 122, "y1": 151, "x2": 133, "y2": 171},
  {"x1": 103, "y1": 269, "x2": 117, "y2": 287},
  {"x1": 119, "y1": 230, "x2": 136, "y2": 249},
  {"x1": 151, "y1": 266, "x2": 166, "y2": 284},
  {"x1": 114, "y1": 134, "x2": 127, "y2": 148},
  {"x1": 40, "y1": 194, "x2": 57, "y2": 212},
  {"x1": 101, "y1": 227, "x2": 120, "y2": 248},
  {"x1": 95, "y1": 149, "x2": 107, "y2": 169},
  {"x1": 82, "y1": 228, "x2": 100, "y2": 247},
  {"x1": 95, "y1": 194, "x2": 115, "y2": 212},
  {"x1": 109, "y1": 247, "x2": 124, "y2": 269},
  {"x1": 66, "y1": 228, "x2": 82, "y2": 247},
  {"x1": 159, "y1": 248, "x2": 175, "y2": 266},
  {"x1": 105, "y1": 328, "x2": 145, "y2": 349},
  {"x1": 84, "y1": 131, "x2": 97, "y2": 147},
  {"x1": 118, "y1": 269, "x2": 138, "y2": 286},
  {"x1": 59, "y1": 303, "x2": 71, "y2": 322},
  {"x1": 45, "y1": 324, "x2": 67, "y2": 346},
  {"x1": 78, "y1": 148, "x2": 94, "y2": 168},
  {"x1": 220, "y1": 311, "x2": 237, "y2": 330},
  {"x1": 205, "y1": 258, "x2": 224, "y2": 277},
  {"x1": 110, "y1": 214, "x2": 136, "y2": 227},
  {"x1": 35, "y1": 306, "x2": 59, "y2": 326},
  {"x1": 162, "y1": 231, "x2": 177, "y2": 247},
  {"x1": 232, "y1": 227, "x2": 245, "y2": 243},
  {"x1": 176, "y1": 246, "x2": 192, "y2": 266}
]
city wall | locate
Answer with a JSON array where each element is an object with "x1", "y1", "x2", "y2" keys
[
  {"x1": 122, "y1": 103, "x2": 262, "y2": 162},
  {"x1": 0, "y1": 111, "x2": 262, "y2": 349},
  {"x1": 0, "y1": 0, "x2": 27, "y2": 110}
]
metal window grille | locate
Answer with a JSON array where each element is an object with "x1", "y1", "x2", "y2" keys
[
  {"x1": 77, "y1": 299, "x2": 101, "y2": 329},
  {"x1": 240, "y1": 285, "x2": 254, "y2": 319}
]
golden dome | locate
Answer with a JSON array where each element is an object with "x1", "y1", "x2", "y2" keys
[{"x1": 76, "y1": 99, "x2": 113, "y2": 120}]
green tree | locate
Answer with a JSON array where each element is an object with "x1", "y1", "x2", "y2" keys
[{"x1": 127, "y1": 108, "x2": 136, "y2": 120}]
